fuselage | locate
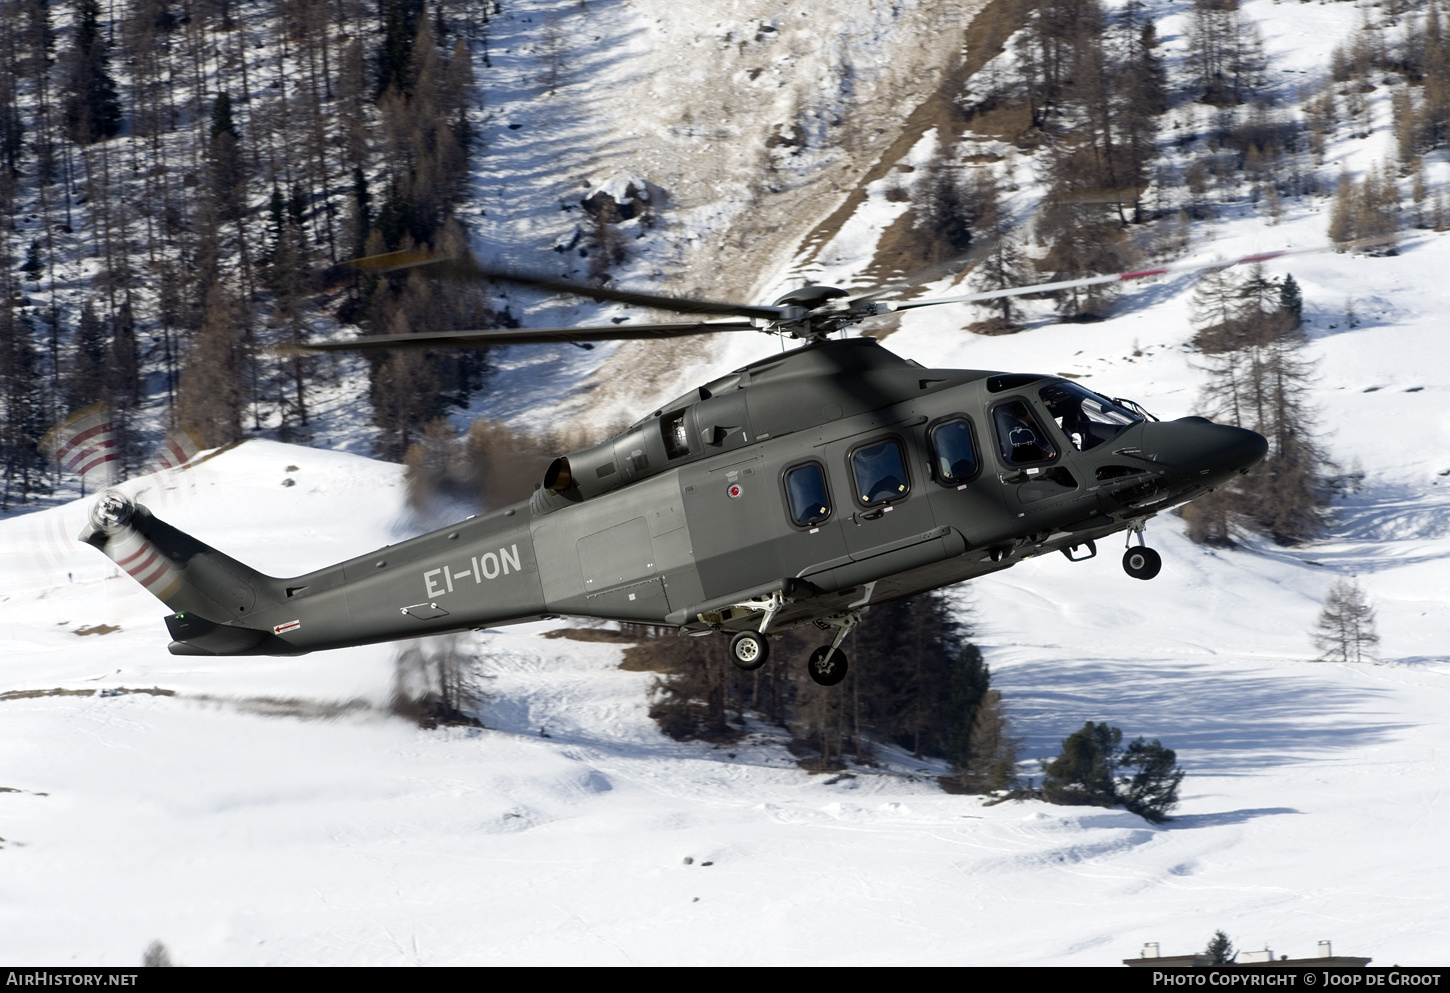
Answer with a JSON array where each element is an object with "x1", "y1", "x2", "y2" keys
[{"x1": 93, "y1": 338, "x2": 1265, "y2": 655}]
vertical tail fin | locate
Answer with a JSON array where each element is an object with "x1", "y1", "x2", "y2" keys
[{"x1": 81, "y1": 491, "x2": 286, "y2": 652}]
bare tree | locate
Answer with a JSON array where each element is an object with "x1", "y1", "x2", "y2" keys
[
  {"x1": 539, "y1": 13, "x2": 567, "y2": 96},
  {"x1": 391, "y1": 635, "x2": 484, "y2": 727},
  {"x1": 1312, "y1": 577, "x2": 1380, "y2": 664}
]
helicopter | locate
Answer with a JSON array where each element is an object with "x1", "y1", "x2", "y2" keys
[{"x1": 72, "y1": 242, "x2": 1326, "y2": 688}]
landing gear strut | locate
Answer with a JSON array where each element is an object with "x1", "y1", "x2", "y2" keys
[
  {"x1": 805, "y1": 609, "x2": 864, "y2": 686},
  {"x1": 1121, "y1": 524, "x2": 1162, "y2": 580}
]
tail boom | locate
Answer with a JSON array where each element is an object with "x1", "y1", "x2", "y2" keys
[{"x1": 81, "y1": 494, "x2": 549, "y2": 656}]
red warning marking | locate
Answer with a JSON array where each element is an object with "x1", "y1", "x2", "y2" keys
[
  {"x1": 273, "y1": 620, "x2": 301, "y2": 635},
  {"x1": 135, "y1": 557, "x2": 172, "y2": 591},
  {"x1": 115, "y1": 542, "x2": 152, "y2": 568}
]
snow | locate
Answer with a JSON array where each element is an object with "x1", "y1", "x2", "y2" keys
[
  {"x1": 4, "y1": 0, "x2": 1450, "y2": 969},
  {"x1": 5, "y1": 311, "x2": 1450, "y2": 965}
]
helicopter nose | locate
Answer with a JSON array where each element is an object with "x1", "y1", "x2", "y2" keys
[{"x1": 1144, "y1": 417, "x2": 1268, "y2": 479}]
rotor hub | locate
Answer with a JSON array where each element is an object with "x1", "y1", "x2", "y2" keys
[{"x1": 89, "y1": 489, "x2": 134, "y2": 533}]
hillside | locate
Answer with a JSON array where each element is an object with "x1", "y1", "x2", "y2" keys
[{"x1": 2, "y1": 424, "x2": 1448, "y2": 964}]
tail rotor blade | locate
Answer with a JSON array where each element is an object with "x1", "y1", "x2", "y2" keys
[
  {"x1": 144, "y1": 425, "x2": 208, "y2": 475},
  {"x1": 40, "y1": 402, "x2": 119, "y2": 492}
]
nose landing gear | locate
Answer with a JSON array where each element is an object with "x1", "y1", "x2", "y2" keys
[
  {"x1": 1121, "y1": 524, "x2": 1162, "y2": 580},
  {"x1": 1122, "y1": 546, "x2": 1162, "y2": 579}
]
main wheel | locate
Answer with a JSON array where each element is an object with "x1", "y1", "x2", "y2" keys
[
  {"x1": 1122, "y1": 546, "x2": 1162, "y2": 580},
  {"x1": 729, "y1": 631, "x2": 770, "y2": 670},
  {"x1": 807, "y1": 646, "x2": 850, "y2": 686}
]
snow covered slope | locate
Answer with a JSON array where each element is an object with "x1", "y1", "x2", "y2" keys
[
  {"x1": 5, "y1": 0, "x2": 1450, "y2": 968},
  {"x1": 2, "y1": 415, "x2": 1448, "y2": 965}
]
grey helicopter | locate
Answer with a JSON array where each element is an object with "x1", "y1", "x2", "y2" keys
[{"x1": 73, "y1": 244, "x2": 1297, "y2": 687}]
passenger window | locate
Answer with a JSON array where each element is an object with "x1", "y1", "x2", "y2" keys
[
  {"x1": 850, "y1": 439, "x2": 909, "y2": 505},
  {"x1": 784, "y1": 463, "x2": 832, "y2": 526},
  {"x1": 993, "y1": 400, "x2": 1057, "y2": 465},
  {"x1": 929, "y1": 419, "x2": 978, "y2": 484}
]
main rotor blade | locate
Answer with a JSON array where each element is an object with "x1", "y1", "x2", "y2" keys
[
  {"x1": 882, "y1": 235, "x2": 1401, "y2": 314},
  {"x1": 338, "y1": 251, "x2": 789, "y2": 321},
  {"x1": 279, "y1": 319, "x2": 757, "y2": 355}
]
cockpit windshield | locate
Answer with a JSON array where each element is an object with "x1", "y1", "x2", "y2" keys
[{"x1": 1038, "y1": 381, "x2": 1143, "y2": 452}]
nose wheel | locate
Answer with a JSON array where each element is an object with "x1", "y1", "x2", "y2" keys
[
  {"x1": 1120, "y1": 522, "x2": 1162, "y2": 580},
  {"x1": 1122, "y1": 546, "x2": 1162, "y2": 580}
]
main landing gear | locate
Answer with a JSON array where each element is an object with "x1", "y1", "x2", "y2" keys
[
  {"x1": 728, "y1": 630, "x2": 769, "y2": 670},
  {"x1": 804, "y1": 609, "x2": 862, "y2": 686},
  {"x1": 724, "y1": 609, "x2": 862, "y2": 687},
  {"x1": 1121, "y1": 524, "x2": 1162, "y2": 580},
  {"x1": 806, "y1": 645, "x2": 849, "y2": 686}
]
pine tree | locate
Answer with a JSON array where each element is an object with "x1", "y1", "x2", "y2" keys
[
  {"x1": 62, "y1": 0, "x2": 122, "y2": 144},
  {"x1": 1186, "y1": 0, "x2": 1266, "y2": 105},
  {"x1": 1279, "y1": 273, "x2": 1303, "y2": 330},
  {"x1": 917, "y1": 154, "x2": 977, "y2": 264},
  {"x1": 1042, "y1": 722, "x2": 1183, "y2": 821},
  {"x1": 969, "y1": 233, "x2": 1033, "y2": 330},
  {"x1": 21, "y1": 240, "x2": 43, "y2": 282},
  {"x1": 1116, "y1": 737, "x2": 1184, "y2": 823},
  {"x1": 943, "y1": 644, "x2": 992, "y2": 772},
  {"x1": 1042, "y1": 721, "x2": 1121, "y2": 808},
  {"x1": 1354, "y1": 163, "x2": 1401, "y2": 252},
  {"x1": 177, "y1": 285, "x2": 247, "y2": 447},
  {"x1": 377, "y1": 0, "x2": 425, "y2": 98},
  {"x1": 0, "y1": 298, "x2": 53, "y2": 507},
  {"x1": 370, "y1": 297, "x2": 445, "y2": 461},
  {"x1": 942, "y1": 645, "x2": 1018, "y2": 791},
  {"x1": 1192, "y1": 268, "x2": 1330, "y2": 545},
  {"x1": 851, "y1": 593, "x2": 962, "y2": 759},
  {"x1": 67, "y1": 303, "x2": 108, "y2": 410},
  {"x1": 1205, "y1": 931, "x2": 1236, "y2": 965},
  {"x1": 209, "y1": 91, "x2": 238, "y2": 142},
  {"x1": 1191, "y1": 266, "x2": 1247, "y2": 353},
  {"x1": 1329, "y1": 170, "x2": 1357, "y2": 245},
  {"x1": 1312, "y1": 577, "x2": 1380, "y2": 663}
]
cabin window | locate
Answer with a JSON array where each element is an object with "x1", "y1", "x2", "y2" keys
[
  {"x1": 993, "y1": 400, "x2": 1057, "y2": 465},
  {"x1": 850, "y1": 439, "x2": 909, "y2": 506},
  {"x1": 662, "y1": 410, "x2": 690, "y2": 459},
  {"x1": 784, "y1": 463, "x2": 832, "y2": 526},
  {"x1": 1038, "y1": 382, "x2": 1142, "y2": 452},
  {"x1": 928, "y1": 418, "x2": 979, "y2": 485}
]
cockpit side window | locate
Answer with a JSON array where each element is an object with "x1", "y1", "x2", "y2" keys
[
  {"x1": 850, "y1": 438, "x2": 910, "y2": 506},
  {"x1": 928, "y1": 418, "x2": 980, "y2": 485},
  {"x1": 661, "y1": 410, "x2": 690, "y2": 459},
  {"x1": 784, "y1": 462, "x2": 832, "y2": 527},
  {"x1": 993, "y1": 400, "x2": 1057, "y2": 465},
  {"x1": 1038, "y1": 381, "x2": 1142, "y2": 452}
]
